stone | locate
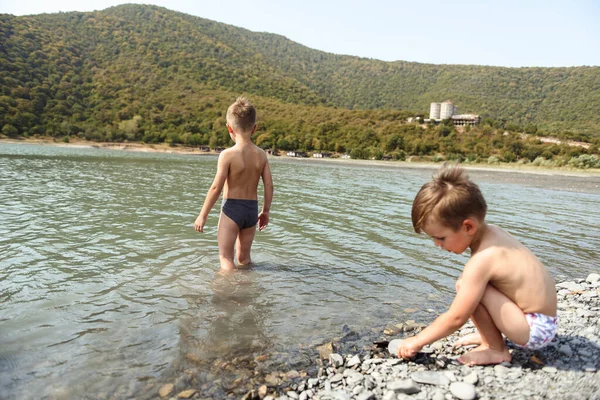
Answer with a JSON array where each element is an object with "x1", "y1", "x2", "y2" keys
[
  {"x1": 431, "y1": 389, "x2": 446, "y2": 400},
  {"x1": 265, "y1": 372, "x2": 281, "y2": 386},
  {"x1": 384, "y1": 325, "x2": 403, "y2": 335},
  {"x1": 176, "y1": 389, "x2": 196, "y2": 399},
  {"x1": 443, "y1": 371, "x2": 457, "y2": 382},
  {"x1": 318, "y1": 342, "x2": 335, "y2": 360},
  {"x1": 449, "y1": 382, "x2": 477, "y2": 400},
  {"x1": 158, "y1": 384, "x2": 173, "y2": 398},
  {"x1": 355, "y1": 391, "x2": 375, "y2": 400},
  {"x1": 556, "y1": 281, "x2": 584, "y2": 291},
  {"x1": 586, "y1": 273, "x2": 600, "y2": 283},
  {"x1": 242, "y1": 390, "x2": 257, "y2": 400},
  {"x1": 387, "y1": 339, "x2": 403, "y2": 357},
  {"x1": 347, "y1": 354, "x2": 361, "y2": 367},
  {"x1": 329, "y1": 353, "x2": 344, "y2": 367},
  {"x1": 410, "y1": 371, "x2": 450, "y2": 386},
  {"x1": 353, "y1": 385, "x2": 365, "y2": 395},
  {"x1": 463, "y1": 371, "x2": 479, "y2": 385},
  {"x1": 258, "y1": 385, "x2": 268, "y2": 398},
  {"x1": 382, "y1": 391, "x2": 396, "y2": 400},
  {"x1": 494, "y1": 364, "x2": 510, "y2": 375},
  {"x1": 386, "y1": 379, "x2": 420, "y2": 394},
  {"x1": 287, "y1": 370, "x2": 300, "y2": 379},
  {"x1": 559, "y1": 345, "x2": 573, "y2": 357}
]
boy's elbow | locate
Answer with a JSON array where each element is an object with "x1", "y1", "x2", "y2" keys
[{"x1": 445, "y1": 312, "x2": 468, "y2": 330}]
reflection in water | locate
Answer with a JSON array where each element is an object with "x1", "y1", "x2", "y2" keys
[
  {"x1": 177, "y1": 268, "x2": 273, "y2": 395},
  {"x1": 211, "y1": 269, "x2": 271, "y2": 356}
]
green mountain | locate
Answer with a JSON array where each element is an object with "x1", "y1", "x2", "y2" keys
[{"x1": 0, "y1": 4, "x2": 599, "y2": 151}]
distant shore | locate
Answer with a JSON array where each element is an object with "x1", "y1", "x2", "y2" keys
[{"x1": 1, "y1": 136, "x2": 599, "y2": 178}]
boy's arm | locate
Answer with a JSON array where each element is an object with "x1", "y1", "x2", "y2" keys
[
  {"x1": 399, "y1": 256, "x2": 491, "y2": 358},
  {"x1": 194, "y1": 153, "x2": 229, "y2": 232},
  {"x1": 257, "y1": 160, "x2": 273, "y2": 231}
]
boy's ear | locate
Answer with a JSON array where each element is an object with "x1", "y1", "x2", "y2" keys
[
  {"x1": 226, "y1": 123, "x2": 234, "y2": 134},
  {"x1": 462, "y1": 219, "x2": 477, "y2": 235}
]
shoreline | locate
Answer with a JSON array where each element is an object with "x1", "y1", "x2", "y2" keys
[
  {"x1": 152, "y1": 275, "x2": 600, "y2": 400},
  {"x1": 1, "y1": 137, "x2": 599, "y2": 178}
]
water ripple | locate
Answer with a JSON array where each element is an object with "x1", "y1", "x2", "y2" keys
[{"x1": 1, "y1": 144, "x2": 599, "y2": 398}]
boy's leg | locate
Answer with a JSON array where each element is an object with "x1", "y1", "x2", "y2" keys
[
  {"x1": 459, "y1": 284, "x2": 530, "y2": 365},
  {"x1": 217, "y1": 212, "x2": 239, "y2": 271},
  {"x1": 480, "y1": 284, "x2": 530, "y2": 345},
  {"x1": 235, "y1": 225, "x2": 257, "y2": 266},
  {"x1": 453, "y1": 332, "x2": 482, "y2": 348}
]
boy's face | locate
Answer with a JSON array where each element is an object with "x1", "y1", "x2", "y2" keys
[{"x1": 422, "y1": 218, "x2": 474, "y2": 254}]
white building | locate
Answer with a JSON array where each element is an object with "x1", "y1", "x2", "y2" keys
[
  {"x1": 430, "y1": 100, "x2": 458, "y2": 120},
  {"x1": 451, "y1": 114, "x2": 481, "y2": 126},
  {"x1": 440, "y1": 100, "x2": 457, "y2": 119},
  {"x1": 429, "y1": 102, "x2": 441, "y2": 120},
  {"x1": 429, "y1": 100, "x2": 479, "y2": 126}
]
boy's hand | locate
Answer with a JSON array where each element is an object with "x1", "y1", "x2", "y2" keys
[
  {"x1": 398, "y1": 336, "x2": 422, "y2": 359},
  {"x1": 194, "y1": 214, "x2": 207, "y2": 232},
  {"x1": 258, "y1": 211, "x2": 269, "y2": 231}
]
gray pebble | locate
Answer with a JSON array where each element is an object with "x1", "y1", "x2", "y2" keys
[{"x1": 449, "y1": 382, "x2": 477, "y2": 400}]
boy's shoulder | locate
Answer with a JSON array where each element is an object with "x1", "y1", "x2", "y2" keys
[
  {"x1": 251, "y1": 144, "x2": 268, "y2": 161},
  {"x1": 222, "y1": 143, "x2": 267, "y2": 162}
]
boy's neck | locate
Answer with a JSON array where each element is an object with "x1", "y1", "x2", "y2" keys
[
  {"x1": 469, "y1": 221, "x2": 488, "y2": 253},
  {"x1": 233, "y1": 133, "x2": 252, "y2": 144}
]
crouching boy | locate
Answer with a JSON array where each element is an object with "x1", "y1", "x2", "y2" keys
[{"x1": 398, "y1": 165, "x2": 557, "y2": 365}]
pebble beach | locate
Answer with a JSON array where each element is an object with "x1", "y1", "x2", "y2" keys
[{"x1": 157, "y1": 274, "x2": 600, "y2": 400}]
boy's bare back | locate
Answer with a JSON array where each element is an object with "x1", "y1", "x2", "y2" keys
[
  {"x1": 469, "y1": 224, "x2": 557, "y2": 316},
  {"x1": 222, "y1": 142, "x2": 268, "y2": 200},
  {"x1": 194, "y1": 96, "x2": 273, "y2": 271}
]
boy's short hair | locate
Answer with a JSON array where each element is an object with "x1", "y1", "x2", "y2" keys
[
  {"x1": 226, "y1": 96, "x2": 256, "y2": 133},
  {"x1": 411, "y1": 164, "x2": 487, "y2": 233}
]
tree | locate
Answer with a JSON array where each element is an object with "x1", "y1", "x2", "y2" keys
[{"x1": 2, "y1": 124, "x2": 19, "y2": 137}]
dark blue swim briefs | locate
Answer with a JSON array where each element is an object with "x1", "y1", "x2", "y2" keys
[{"x1": 221, "y1": 199, "x2": 258, "y2": 230}]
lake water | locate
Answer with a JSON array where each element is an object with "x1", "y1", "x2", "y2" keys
[{"x1": 1, "y1": 143, "x2": 599, "y2": 399}]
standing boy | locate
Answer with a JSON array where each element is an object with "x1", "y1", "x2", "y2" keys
[
  {"x1": 194, "y1": 97, "x2": 273, "y2": 271},
  {"x1": 398, "y1": 165, "x2": 557, "y2": 365}
]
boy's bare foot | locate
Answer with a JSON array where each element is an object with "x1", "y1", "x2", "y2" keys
[
  {"x1": 453, "y1": 333, "x2": 483, "y2": 348},
  {"x1": 458, "y1": 345, "x2": 511, "y2": 366}
]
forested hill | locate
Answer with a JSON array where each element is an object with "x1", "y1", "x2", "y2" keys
[{"x1": 1, "y1": 3, "x2": 599, "y2": 143}]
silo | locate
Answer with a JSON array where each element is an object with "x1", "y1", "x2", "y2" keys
[
  {"x1": 440, "y1": 101, "x2": 455, "y2": 119},
  {"x1": 429, "y1": 102, "x2": 441, "y2": 119}
]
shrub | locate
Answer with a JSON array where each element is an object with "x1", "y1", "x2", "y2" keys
[
  {"x1": 568, "y1": 155, "x2": 600, "y2": 169},
  {"x1": 487, "y1": 156, "x2": 500, "y2": 164},
  {"x1": 393, "y1": 150, "x2": 406, "y2": 161}
]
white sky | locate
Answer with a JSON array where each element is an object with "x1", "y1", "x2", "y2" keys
[{"x1": 2, "y1": 0, "x2": 599, "y2": 67}]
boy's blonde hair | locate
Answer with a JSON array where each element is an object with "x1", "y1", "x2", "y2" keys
[
  {"x1": 226, "y1": 96, "x2": 256, "y2": 133},
  {"x1": 411, "y1": 164, "x2": 487, "y2": 233}
]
